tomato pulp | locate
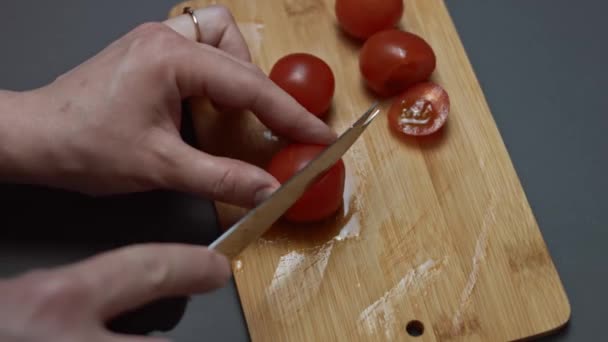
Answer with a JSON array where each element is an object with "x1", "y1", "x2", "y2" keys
[
  {"x1": 359, "y1": 29, "x2": 436, "y2": 97},
  {"x1": 388, "y1": 82, "x2": 450, "y2": 136},
  {"x1": 335, "y1": 0, "x2": 403, "y2": 40},
  {"x1": 266, "y1": 144, "x2": 345, "y2": 223},
  {"x1": 269, "y1": 53, "x2": 335, "y2": 117}
]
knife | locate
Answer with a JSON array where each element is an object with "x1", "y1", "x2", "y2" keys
[{"x1": 209, "y1": 102, "x2": 382, "y2": 259}]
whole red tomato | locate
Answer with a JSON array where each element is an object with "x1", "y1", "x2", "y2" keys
[
  {"x1": 388, "y1": 82, "x2": 449, "y2": 136},
  {"x1": 359, "y1": 29, "x2": 436, "y2": 97},
  {"x1": 335, "y1": 0, "x2": 403, "y2": 40},
  {"x1": 266, "y1": 144, "x2": 345, "y2": 223},
  {"x1": 269, "y1": 53, "x2": 335, "y2": 118}
]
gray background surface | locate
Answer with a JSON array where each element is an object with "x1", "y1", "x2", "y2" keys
[{"x1": 0, "y1": 0, "x2": 606, "y2": 340}]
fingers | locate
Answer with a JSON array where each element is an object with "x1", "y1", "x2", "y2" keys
[
  {"x1": 170, "y1": 41, "x2": 337, "y2": 145},
  {"x1": 164, "y1": 5, "x2": 251, "y2": 62},
  {"x1": 165, "y1": 137, "x2": 279, "y2": 207},
  {"x1": 162, "y1": 6, "x2": 336, "y2": 144},
  {"x1": 63, "y1": 243, "x2": 231, "y2": 321}
]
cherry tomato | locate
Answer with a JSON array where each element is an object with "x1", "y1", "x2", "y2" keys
[
  {"x1": 269, "y1": 53, "x2": 335, "y2": 117},
  {"x1": 335, "y1": 0, "x2": 403, "y2": 40},
  {"x1": 266, "y1": 144, "x2": 345, "y2": 223},
  {"x1": 388, "y1": 82, "x2": 449, "y2": 136},
  {"x1": 359, "y1": 29, "x2": 436, "y2": 97}
]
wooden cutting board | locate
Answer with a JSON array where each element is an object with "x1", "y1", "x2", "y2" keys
[{"x1": 168, "y1": 1, "x2": 570, "y2": 340}]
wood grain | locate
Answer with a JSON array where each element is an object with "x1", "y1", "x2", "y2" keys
[{"x1": 168, "y1": 1, "x2": 571, "y2": 340}]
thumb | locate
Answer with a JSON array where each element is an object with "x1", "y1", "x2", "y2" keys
[{"x1": 165, "y1": 139, "x2": 279, "y2": 208}]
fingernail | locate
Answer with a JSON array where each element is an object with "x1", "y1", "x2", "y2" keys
[
  {"x1": 321, "y1": 126, "x2": 339, "y2": 144},
  {"x1": 329, "y1": 128, "x2": 339, "y2": 141},
  {"x1": 254, "y1": 187, "x2": 276, "y2": 207}
]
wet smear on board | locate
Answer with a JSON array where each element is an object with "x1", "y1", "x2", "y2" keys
[
  {"x1": 258, "y1": 167, "x2": 366, "y2": 323},
  {"x1": 357, "y1": 258, "x2": 446, "y2": 340}
]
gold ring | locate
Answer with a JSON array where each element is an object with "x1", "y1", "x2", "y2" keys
[{"x1": 183, "y1": 7, "x2": 202, "y2": 43}]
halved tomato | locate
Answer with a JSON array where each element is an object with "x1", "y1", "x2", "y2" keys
[{"x1": 388, "y1": 82, "x2": 449, "y2": 136}]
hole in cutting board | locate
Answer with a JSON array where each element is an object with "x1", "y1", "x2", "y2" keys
[{"x1": 406, "y1": 320, "x2": 424, "y2": 337}]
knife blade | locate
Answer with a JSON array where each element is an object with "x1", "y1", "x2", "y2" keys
[{"x1": 209, "y1": 102, "x2": 381, "y2": 259}]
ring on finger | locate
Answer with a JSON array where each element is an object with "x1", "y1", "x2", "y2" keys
[{"x1": 182, "y1": 7, "x2": 203, "y2": 43}]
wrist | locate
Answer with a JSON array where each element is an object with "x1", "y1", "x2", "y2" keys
[{"x1": 0, "y1": 88, "x2": 58, "y2": 187}]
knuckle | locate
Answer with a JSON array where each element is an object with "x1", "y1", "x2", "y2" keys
[
  {"x1": 146, "y1": 139, "x2": 177, "y2": 187},
  {"x1": 132, "y1": 22, "x2": 170, "y2": 37},
  {"x1": 17, "y1": 271, "x2": 89, "y2": 325},
  {"x1": 237, "y1": 65, "x2": 270, "y2": 106},
  {"x1": 212, "y1": 166, "x2": 238, "y2": 201},
  {"x1": 17, "y1": 267, "x2": 50, "y2": 281},
  {"x1": 135, "y1": 248, "x2": 172, "y2": 292},
  {"x1": 209, "y1": 4, "x2": 235, "y2": 24},
  {"x1": 28, "y1": 273, "x2": 87, "y2": 308},
  {"x1": 129, "y1": 22, "x2": 183, "y2": 65},
  {"x1": 249, "y1": 77, "x2": 271, "y2": 108},
  {"x1": 246, "y1": 62, "x2": 266, "y2": 77}
]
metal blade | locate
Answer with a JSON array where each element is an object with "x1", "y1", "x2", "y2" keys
[{"x1": 209, "y1": 102, "x2": 381, "y2": 259}]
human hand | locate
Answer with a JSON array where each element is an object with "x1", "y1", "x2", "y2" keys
[
  {"x1": 0, "y1": 243, "x2": 230, "y2": 342},
  {"x1": 6, "y1": 5, "x2": 336, "y2": 207}
]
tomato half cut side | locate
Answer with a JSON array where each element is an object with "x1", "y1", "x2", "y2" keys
[
  {"x1": 266, "y1": 144, "x2": 345, "y2": 223},
  {"x1": 388, "y1": 82, "x2": 450, "y2": 136},
  {"x1": 335, "y1": 0, "x2": 403, "y2": 40},
  {"x1": 269, "y1": 53, "x2": 335, "y2": 118},
  {"x1": 359, "y1": 29, "x2": 436, "y2": 97}
]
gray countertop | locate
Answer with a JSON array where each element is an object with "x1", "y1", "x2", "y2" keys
[{"x1": 1, "y1": 1, "x2": 606, "y2": 340}]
